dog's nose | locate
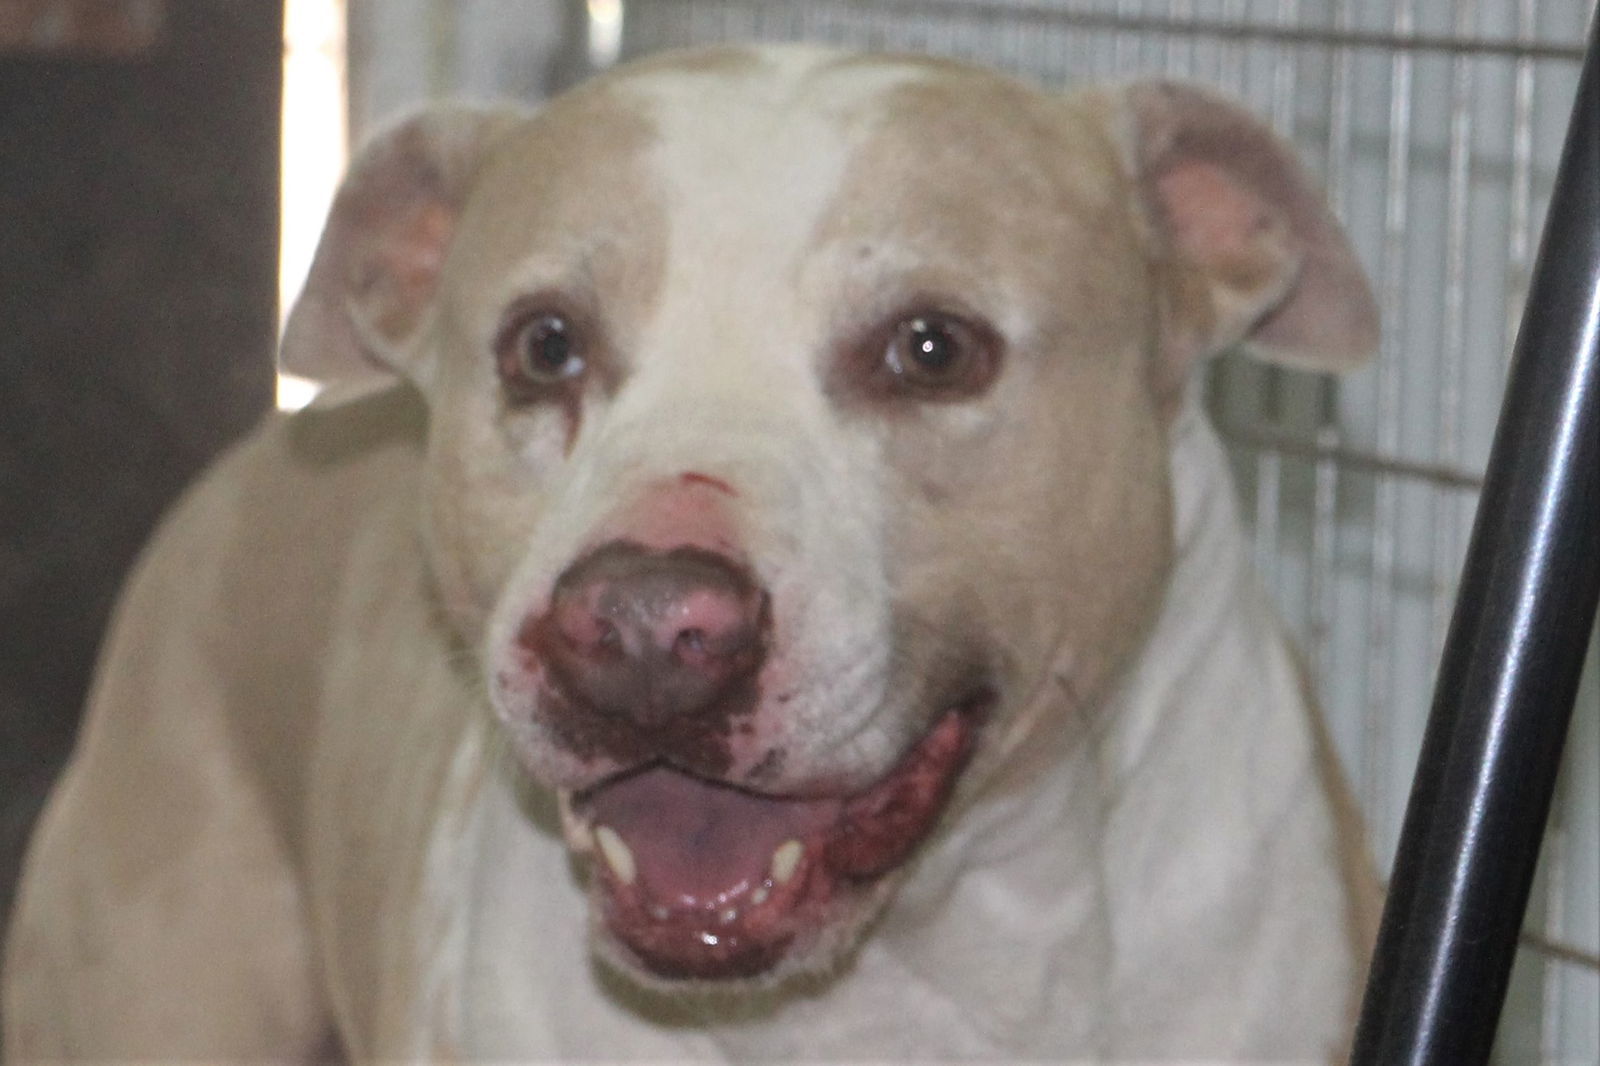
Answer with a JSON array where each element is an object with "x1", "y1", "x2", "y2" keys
[{"x1": 532, "y1": 542, "x2": 770, "y2": 728}]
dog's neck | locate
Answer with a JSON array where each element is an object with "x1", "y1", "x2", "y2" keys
[
  {"x1": 1099, "y1": 385, "x2": 1269, "y2": 783},
  {"x1": 1084, "y1": 388, "x2": 1356, "y2": 1057}
]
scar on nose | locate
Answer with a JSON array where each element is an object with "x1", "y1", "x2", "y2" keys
[{"x1": 680, "y1": 471, "x2": 737, "y2": 497}]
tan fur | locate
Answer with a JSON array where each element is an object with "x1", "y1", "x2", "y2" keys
[
  {"x1": 805, "y1": 67, "x2": 1173, "y2": 793},
  {"x1": 1300, "y1": 653, "x2": 1387, "y2": 989}
]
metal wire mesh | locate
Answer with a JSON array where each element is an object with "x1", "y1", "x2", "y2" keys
[{"x1": 610, "y1": 1, "x2": 1599, "y2": 1060}]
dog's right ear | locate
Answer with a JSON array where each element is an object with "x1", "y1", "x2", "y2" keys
[{"x1": 280, "y1": 105, "x2": 527, "y2": 390}]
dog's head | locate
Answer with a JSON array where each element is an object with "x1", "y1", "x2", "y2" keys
[{"x1": 284, "y1": 47, "x2": 1376, "y2": 988}]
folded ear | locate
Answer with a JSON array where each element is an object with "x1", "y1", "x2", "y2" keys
[
  {"x1": 279, "y1": 105, "x2": 527, "y2": 390},
  {"x1": 1118, "y1": 81, "x2": 1379, "y2": 407}
]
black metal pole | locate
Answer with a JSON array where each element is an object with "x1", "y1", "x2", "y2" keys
[{"x1": 1349, "y1": 15, "x2": 1600, "y2": 1066}]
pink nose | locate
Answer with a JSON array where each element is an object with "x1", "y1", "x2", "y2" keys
[{"x1": 526, "y1": 542, "x2": 770, "y2": 730}]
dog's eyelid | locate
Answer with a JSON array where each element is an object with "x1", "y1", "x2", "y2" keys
[
  {"x1": 493, "y1": 290, "x2": 592, "y2": 341},
  {"x1": 833, "y1": 304, "x2": 1005, "y2": 406}
]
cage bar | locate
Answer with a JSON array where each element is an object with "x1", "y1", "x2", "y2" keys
[{"x1": 1349, "y1": 14, "x2": 1600, "y2": 1064}]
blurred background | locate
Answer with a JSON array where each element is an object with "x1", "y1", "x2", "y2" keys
[{"x1": 1, "y1": 0, "x2": 1594, "y2": 1060}]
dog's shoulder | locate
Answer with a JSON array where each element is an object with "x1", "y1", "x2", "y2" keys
[
  {"x1": 76, "y1": 381, "x2": 430, "y2": 769},
  {"x1": 172, "y1": 381, "x2": 428, "y2": 573}
]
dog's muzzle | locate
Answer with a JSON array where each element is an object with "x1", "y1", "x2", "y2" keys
[{"x1": 505, "y1": 517, "x2": 986, "y2": 982}]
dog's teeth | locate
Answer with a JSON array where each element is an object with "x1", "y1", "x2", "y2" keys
[
  {"x1": 719, "y1": 907, "x2": 739, "y2": 924},
  {"x1": 770, "y1": 839, "x2": 804, "y2": 885},
  {"x1": 594, "y1": 826, "x2": 636, "y2": 886},
  {"x1": 751, "y1": 886, "x2": 770, "y2": 905},
  {"x1": 556, "y1": 789, "x2": 594, "y2": 851}
]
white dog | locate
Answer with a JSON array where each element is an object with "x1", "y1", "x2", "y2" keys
[{"x1": 4, "y1": 46, "x2": 1381, "y2": 1062}]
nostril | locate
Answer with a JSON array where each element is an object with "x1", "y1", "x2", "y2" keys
[
  {"x1": 669, "y1": 588, "x2": 755, "y2": 650},
  {"x1": 551, "y1": 590, "x2": 624, "y2": 660},
  {"x1": 673, "y1": 627, "x2": 712, "y2": 668}
]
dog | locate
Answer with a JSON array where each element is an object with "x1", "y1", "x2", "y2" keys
[{"x1": 4, "y1": 45, "x2": 1382, "y2": 1061}]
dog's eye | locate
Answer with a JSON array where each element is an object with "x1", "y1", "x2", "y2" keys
[
  {"x1": 496, "y1": 309, "x2": 588, "y2": 399},
  {"x1": 877, "y1": 313, "x2": 999, "y2": 400},
  {"x1": 509, "y1": 314, "x2": 584, "y2": 382},
  {"x1": 889, "y1": 317, "x2": 959, "y2": 376}
]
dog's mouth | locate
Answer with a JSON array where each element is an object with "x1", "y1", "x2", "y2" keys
[{"x1": 559, "y1": 696, "x2": 987, "y2": 981}]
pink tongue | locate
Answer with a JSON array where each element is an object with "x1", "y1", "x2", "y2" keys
[{"x1": 587, "y1": 767, "x2": 840, "y2": 905}]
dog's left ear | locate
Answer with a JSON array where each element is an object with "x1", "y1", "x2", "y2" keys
[
  {"x1": 1116, "y1": 81, "x2": 1379, "y2": 408},
  {"x1": 280, "y1": 105, "x2": 527, "y2": 390}
]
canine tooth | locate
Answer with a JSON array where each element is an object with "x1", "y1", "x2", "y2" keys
[
  {"x1": 770, "y1": 840, "x2": 804, "y2": 885},
  {"x1": 751, "y1": 886, "x2": 770, "y2": 905},
  {"x1": 557, "y1": 789, "x2": 594, "y2": 851},
  {"x1": 594, "y1": 826, "x2": 636, "y2": 886}
]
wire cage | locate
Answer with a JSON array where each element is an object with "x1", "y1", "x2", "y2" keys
[{"x1": 342, "y1": 0, "x2": 1599, "y2": 1060}]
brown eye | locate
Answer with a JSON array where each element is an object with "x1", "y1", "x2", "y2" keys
[
  {"x1": 497, "y1": 310, "x2": 587, "y2": 398},
  {"x1": 877, "y1": 312, "x2": 999, "y2": 399}
]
